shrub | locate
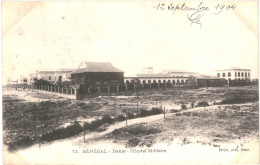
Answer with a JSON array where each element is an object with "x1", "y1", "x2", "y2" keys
[
  {"x1": 8, "y1": 136, "x2": 35, "y2": 152},
  {"x1": 87, "y1": 119, "x2": 103, "y2": 131},
  {"x1": 181, "y1": 104, "x2": 187, "y2": 110},
  {"x1": 101, "y1": 115, "x2": 114, "y2": 124},
  {"x1": 196, "y1": 101, "x2": 209, "y2": 107},
  {"x1": 221, "y1": 97, "x2": 258, "y2": 104},
  {"x1": 127, "y1": 112, "x2": 135, "y2": 119},
  {"x1": 170, "y1": 109, "x2": 179, "y2": 113},
  {"x1": 41, "y1": 121, "x2": 83, "y2": 142},
  {"x1": 116, "y1": 115, "x2": 126, "y2": 121},
  {"x1": 138, "y1": 109, "x2": 150, "y2": 117},
  {"x1": 150, "y1": 108, "x2": 163, "y2": 115},
  {"x1": 77, "y1": 102, "x2": 86, "y2": 106},
  {"x1": 137, "y1": 108, "x2": 162, "y2": 117}
]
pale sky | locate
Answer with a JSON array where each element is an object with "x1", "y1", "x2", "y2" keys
[{"x1": 2, "y1": 1, "x2": 258, "y2": 84}]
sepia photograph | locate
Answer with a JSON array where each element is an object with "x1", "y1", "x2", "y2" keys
[{"x1": 2, "y1": 0, "x2": 259, "y2": 164}]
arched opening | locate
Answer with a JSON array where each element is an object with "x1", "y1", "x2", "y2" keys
[
  {"x1": 153, "y1": 80, "x2": 156, "y2": 84},
  {"x1": 142, "y1": 80, "x2": 146, "y2": 84},
  {"x1": 126, "y1": 80, "x2": 129, "y2": 83},
  {"x1": 238, "y1": 72, "x2": 240, "y2": 77},
  {"x1": 172, "y1": 80, "x2": 175, "y2": 85},
  {"x1": 181, "y1": 80, "x2": 184, "y2": 84},
  {"x1": 177, "y1": 80, "x2": 180, "y2": 85},
  {"x1": 163, "y1": 80, "x2": 166, "y2": 83},
  {"x1": 185, "y1": 79, "x2": 189, "y2": 84},
  {"x1": 168, "y1": 80, "x2": 171, "y2": 83},
  {"x1": 241, "y1": 72, "x2": 244, "y2": 77},
  {"x1": 222, "y1": 73, "x2": 226, "y2": 77},
  {"x1": 148, "y1": 80, "x2": 151, "y2": 84},
  {"x1": 158, "y1": 80, "x2": 161, "y2": 83},
  {"x1": 245, "y1": 72, "x2": 247, "y2": 77},
  {"x1": 217, "y1": 73, "x2": 220, "y2": 77},
  {"x1": 228, "y1": 72, "x2": 231, "y2": 77},
  {"x1": 235, "y1": 72, "x2": 237, "y2": 77}
]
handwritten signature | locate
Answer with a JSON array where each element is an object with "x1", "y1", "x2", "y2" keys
[{"x1": 187, "y1": 11, "x2": 204, "y2": 28}]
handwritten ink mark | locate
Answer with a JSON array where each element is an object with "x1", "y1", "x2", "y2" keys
[{"x1": 187, "y1": 11, "x2": 204, "y2": 28}]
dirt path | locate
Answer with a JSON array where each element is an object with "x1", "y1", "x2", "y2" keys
[
  {"x1": 17, "y1": 103, "x2": 255, "y2": 151},
  {"x1": 4, "y1": 102, "x2": 258, "y2": 164}
]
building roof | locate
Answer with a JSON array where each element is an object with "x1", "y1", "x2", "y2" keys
[
  {"x1": 37, "y1": 69, "x2": 75, "y2": 74},
  {"x1": 195, "y1": 74, "x2": 220, "y2": 80},
  {"x1": 215, "y1": 68, "x2": 251, "y2": 71},
  {"x1": 72, "y1": 62, "x2": 124, "y2": 74},
  {"x1": 136, "y1": 73, "x2": 172, "y2": 78},
  {"x1": 162, "y1": 70, "x2": 197, "y2": 73}
]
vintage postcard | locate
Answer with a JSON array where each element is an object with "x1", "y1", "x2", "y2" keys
[{"x1": 2, "y1": 0, "x2": 259, "y2": 164}]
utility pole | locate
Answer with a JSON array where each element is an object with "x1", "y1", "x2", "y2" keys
[
  {"x1": 115, "y1": 92, "x2": 117, "y2": 107},
  {"x1": 161, "y1": 87, "x2": 165, "y2": 110},
  {"x1": 84, "y1": 130, "x2": 86, "y2": 143},
  {"x1": 136, "y1": 90, "x2": 140, "y2": 113},
  {"x1": 164, "y1": 107, "x2": 166, "y2": 119}
]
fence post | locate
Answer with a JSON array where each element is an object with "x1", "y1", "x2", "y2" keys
[
  {"x1": 108, "y1": 86, "x2": 110, "y2": 93},
  {"x1": 116, "y1": 86, "x2": 119, "y2": 92},
  {"x1": 98, "y1": 87, "x2": 100, "y2": 93},
  {"x1": 164, "y1": 107, "x2": 166, "y2": 119}
]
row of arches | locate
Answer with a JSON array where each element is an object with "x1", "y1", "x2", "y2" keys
[{"x1": 125, "y1": 79, "x2": 189, "y2": 85}]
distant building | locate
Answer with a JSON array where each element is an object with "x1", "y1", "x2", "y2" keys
[
  {"x1": 161, "y1": 70, "x2": 199, "y2": 77},
  {"x1": 215, "y1": 68, "x2": 251, "y2": 81},
  {"x1": 71, "y1": 62, "x2": 124, "y2": 86},
  {"x1": 142, "y1": 67, "x2": 153, "y2": 74},
  {"x1": 18, "y1": 76, "x2": 27, "y2": 84},
  {"x1": 27, "y1": 73, "x2": 38, "y2": 85},
  {"x1": 36, "y1": 68, "x2": 75, "y2": 84},
  {"x1": 195, "y1": 75, "x2": 225, "y2": 87}
]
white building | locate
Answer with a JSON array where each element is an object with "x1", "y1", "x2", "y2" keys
[
  {"x1": 215, "y1": 68, "x2": 251, "y2": 80},
  {"x1": 161, "y1": 70, "x2": 199, "y2": 77},
  {"x1": 36, "y1": 68, "x2": 75, "y2": 84}
]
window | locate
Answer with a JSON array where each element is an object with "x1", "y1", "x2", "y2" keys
[
  {"x1": 241, "y1": 72, "x2": 244, "y2": 77},
  {"x1": 228, "y1": 72, "x2": 231, "y2": 77},
  {"x1": 238, "y1": 72, "x2": 240, "y2": 77},
  {"x1": 49, "y1": 76, "x2": 51, "y2": 80},
  {"x1": 235, "y1": 72, "x2": 237, "y2": 77},
  {"x1": 222, "y1": 73, "x2": 226, "y2": 77},
  {"x1": 217, "y1": 73, "x2": 220, "y2": 77},
  {"x1": 248, "y1": 72, "x2": 250, "y2": 77},
  {"x1": 245, "y1": 72, "x2": 247, "y2": 77}
]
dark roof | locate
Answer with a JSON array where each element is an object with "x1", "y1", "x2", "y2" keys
[{"x1": 72, "y1": 62, "x2": 124, "y2": 74}]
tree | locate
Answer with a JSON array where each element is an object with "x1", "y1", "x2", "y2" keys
[{"x1": 33, "y1": 79, "x2": 52, "y2": 86}]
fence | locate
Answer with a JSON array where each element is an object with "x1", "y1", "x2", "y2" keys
[
  {"x1": 78, "y1": 82, "x2": 196, "y2": 96},
  {"x1": 7, "y1": 84, "x2": 78, "y2": 99}
]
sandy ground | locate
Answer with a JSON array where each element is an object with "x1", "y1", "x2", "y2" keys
[
  {"x1": 4, "y1": 105, "x2": 259, "y2": 165},
  {"x1": 3, "y1": 86, "x2": 259, "y2": 164}
]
